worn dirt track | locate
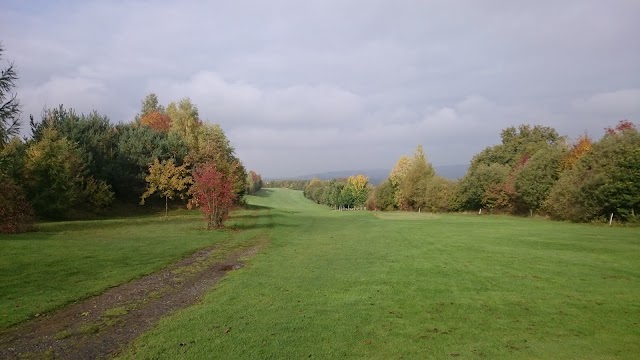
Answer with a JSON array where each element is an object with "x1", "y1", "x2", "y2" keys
[{"x1": 0, "y1": 241, "x2": 265, "y2": 359}]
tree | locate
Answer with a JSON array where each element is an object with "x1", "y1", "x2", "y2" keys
[
  {"x1": 456, "y1": 163, "x2": 510, "y2": 211},
  {"x1": 140, "y1": 111, "x2": 171, "y2": 132},
  {"x1": 111, "y1": 123, "x2": 188, "y2": 199},
  {"x1": 562, "y1": 134, "x2": 592, "y2": 170},
  {"x1": 368, "y1": 180, "x2": 396, "y2": 211},
  {"x1": 0, "y1": 174, "x2": 34, "y2": 233},
  {"x1": 0, "y1": 43, "x2": 21, "y2": 147},
  {"x1": 23, "y1": 127, "x2": 88, "y2": 218},
  {"x1": 423, "y1": 176, "x2": 457, "y2": 212},
  {"x1": 246, "y1": 170, "x2": 263, "y2": 195},
  {"x1": 167, "y1": 98, "x2": 201, "y2": 146},
  {"x1": 470, "y1": 124, "x2": 564, "y2": 169},
  {"x1": 141, "y1": 158, "x2": 192, "y2": 216},
  {"x1": 136, "y1": 93, "x2": 164, "y2": 122},
  {"x1": 343, "y1": 174, "x2": 369, "y2": 207},
  {"x1": 545, "y1": 121, "x2": 640, "y2": 222},
  {"x1": 398, "y1": 145, "x2": 436, "y2": 210},
  {"x1": 515, "y1": 146, "x2": 565, "y2": 213},
  {"x1": 189, "y1": 162, "x2": 236, "y2": 229},
  {"x1": 188, "y1": 123, "x2": 247, "y2": 200},
  {"x1": 389, "y1": 155, "x2": 412, "y2": 209}
]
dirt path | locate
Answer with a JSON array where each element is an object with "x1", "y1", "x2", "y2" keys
[{"x1": 0, "y1": 239, "x2": 266, "y2": 359}]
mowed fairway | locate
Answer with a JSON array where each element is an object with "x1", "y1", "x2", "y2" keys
[{"x1": 119, "y1": 188, "x2": 640, "y2": 359}]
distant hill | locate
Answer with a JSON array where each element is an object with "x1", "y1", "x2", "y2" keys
[{"x1": 282, "y1": 164, "x2": 468, "y2": 185}]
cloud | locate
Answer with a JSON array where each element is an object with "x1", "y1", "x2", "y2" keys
[
  {"x1": 2, "y1": 0, "x2": 639, "y2": 176},
  {"x1": 573, "y1": 89, "x2": 640, "y2": 115}
]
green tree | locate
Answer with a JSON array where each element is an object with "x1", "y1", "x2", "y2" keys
[
  {"x1": 456, "y1": 163, "x2": 510, "y2": 211},
  {"x1": 23, "y1": 127, "x2": 88, "y2": 217},
  {"x1": 342, "y1": 174, "x2": 369, "y2": 207},
  {"x1": 0, "y1": 43, "x2": 21, "y2": 147},
  {"x1": 515, "y1": 145, "x2": 565, "y2": 213},
  {"x1": 423, "y1": 176, "x2": 457, "y2": 212},
  {"x1": 368, "y1": 180, "x2": 396, "y2": 211},
  {"x1": 545, "y1": 122, "x2": 640, "y2": 222},
  {"x1": 0, "y1": 173, "x2": 34, "y2": 233},
  {"x1": 141, "y1": 158, "x2": 192, "y2": 216}
]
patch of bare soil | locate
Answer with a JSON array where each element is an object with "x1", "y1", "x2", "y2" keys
[{"x1": 0, "y1": 240, "x2": 266, "y2": 359}]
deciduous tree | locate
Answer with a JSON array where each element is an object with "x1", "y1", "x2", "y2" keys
[
  {"x1": 189, "y1": 162, "x2": 236, "y2": 229},
  {"x1": 140, "y1": 158, "x2": 192, "y2": 216}
]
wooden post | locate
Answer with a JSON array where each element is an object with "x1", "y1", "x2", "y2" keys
[{"x1": 609, "y1": 213, "x2": 614, "y2": 226}]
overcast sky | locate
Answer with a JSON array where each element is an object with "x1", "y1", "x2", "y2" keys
[{"x1": 2, "y1": 0, "x2": 639, "y2": 177}]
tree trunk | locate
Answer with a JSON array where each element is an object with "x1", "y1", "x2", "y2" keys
[{"x1": 165, "y1": 196, "x2": 168, "y2": 217}]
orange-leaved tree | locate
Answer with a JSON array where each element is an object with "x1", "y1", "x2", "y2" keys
[{"x1": 140, "y1": 111, "x2": 172, "y2": 132}]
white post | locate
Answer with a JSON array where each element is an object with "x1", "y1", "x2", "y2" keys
[
  {"x1": 418, "y1": 207, "x2": 421, "y2": 213},
  {"x1": 478, "y1": 208, "x2": 482, "y2": 215},
  {"x1": 609, "y1": 213, "x2": 614, "y2": 226}
]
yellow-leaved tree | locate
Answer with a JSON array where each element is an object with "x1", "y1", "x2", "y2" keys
[{"x1": 140, "y1": 158, "x2": 192, "y2": 216}]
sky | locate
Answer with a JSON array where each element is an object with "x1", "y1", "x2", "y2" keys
[{"x1": 2, "y1": 0, "x2": 639, "y2": 177}]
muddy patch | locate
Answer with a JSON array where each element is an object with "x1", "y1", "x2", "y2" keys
[{"x1": 0, "y1": 239, "x2": 266, "y2": 359}]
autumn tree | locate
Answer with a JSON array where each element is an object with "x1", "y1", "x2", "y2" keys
[
  {"x1": 342, "y1": 174, "x2": 369, "y2": 207},
  {"x1": 140, "y1": 158, "x2": 192, "y2": 216},
  {"x1": 246, "y1": 170, "x2": 263, "y2": 195},
  {"x1": 562, "y1": 134, "x2": 592, "y2": 170},
  {"x1": 399, "y1": 145, "x2": 436, "y2": 210},
  {"x1": 189, "y1": 123, "x2": 247, "y2": 199},
  {"x1": 388, "y1": 155, "x2": 412, "y2": 209},
  {"x1": 189, "y1": 162, "x2": 236, "y2": 229},
  {"x1": 546, "y1": 121, "x2": 639, "y2": 222},
  {"x1": 136, "y1": 93, "x2": 164, "y2": 122},
  {"x1": 0, "y1": 43, "x2": 21, "y2": 147},
  {"x1": 167, "y1": 98, "x2": 201, "y2": 146},
  {"x1": 140, "y1": 111, "x2": 171, "y2": 132}
]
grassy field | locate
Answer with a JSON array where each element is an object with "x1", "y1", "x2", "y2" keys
[
  {"x1": 1, "y1": 188, "x2": 638, "y2": 358},
  {"x1": 0, "y1": 209, "x2": 265, "y2": 329},
  {"x1": 114, "y1": 188, "x2": 639, "y2": 359}
]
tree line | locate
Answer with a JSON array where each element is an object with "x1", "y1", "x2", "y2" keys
[
  {"x1": 271, "y1": 122, "x2": 639, "y2": 224},
  {"x1": 0, "y1": 44, "x2": 262, "y2": 232}
]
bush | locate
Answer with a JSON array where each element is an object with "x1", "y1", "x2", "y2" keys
[{"x1": 0, "y1": 176, "x2": 35, "y2": 233}]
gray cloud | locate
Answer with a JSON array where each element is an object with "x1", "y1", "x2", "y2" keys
[{"x1": 2, "y1": 0, "x2": 639, "y2": 177}]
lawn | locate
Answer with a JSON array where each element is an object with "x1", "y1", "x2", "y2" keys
[
  {"x1": 117, "y1": 188, "x2": 640, "y2": 359},
  {"x1": 0, "y1": 209, "x2": 263, "y2": 329}
]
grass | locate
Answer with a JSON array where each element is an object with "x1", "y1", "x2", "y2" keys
[
  {"x1": 2, "y1": 188, "x2": 639, "y2": 358},
  {"x1": 0, "y1": 208, "x2": 263, "y2": 329},
  {"x1": 116, "y1": 188, "x2": 640, "y2": 359}
]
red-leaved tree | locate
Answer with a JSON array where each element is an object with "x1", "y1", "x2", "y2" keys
[{"x1": 189, "y1": 162, "x2": 236, "y2": 229}]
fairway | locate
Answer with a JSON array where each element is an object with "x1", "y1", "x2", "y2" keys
[{"x1": 117, "y1": 188, "x2": 640, "y2": 359}]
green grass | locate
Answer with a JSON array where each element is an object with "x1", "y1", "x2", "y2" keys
[
  {"x1": 0, "y1": 209, "x2": 263, "y2": 329},
  {"x1": 116, "y1": 188, "x2": 640, "y2": 359},
  {"x1": 2, "y1": 188, "x2": 639, "y2": 358}
]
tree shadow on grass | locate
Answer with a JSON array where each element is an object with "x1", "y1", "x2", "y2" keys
[{"x1": 228, "y1": 222, "x2": 298, "y2": 231}]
